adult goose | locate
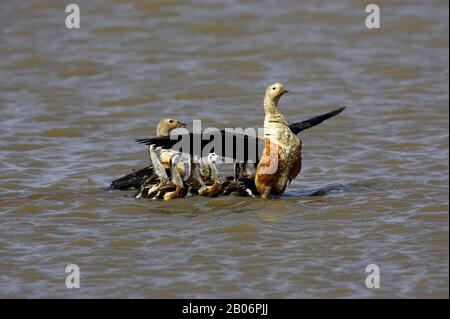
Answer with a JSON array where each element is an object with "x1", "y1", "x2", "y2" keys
[{"x1": 255, "y1": 82, "x2": 301, "y2": 199}]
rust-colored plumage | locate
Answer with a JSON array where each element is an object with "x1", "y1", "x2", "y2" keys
[{"x1": 255, "y1": 83, "x2": 302, "y2": 199}]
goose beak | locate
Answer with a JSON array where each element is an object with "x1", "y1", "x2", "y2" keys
[
  {"x1": 277, "y1": 89, "x2": 289, "y2": 98},
  {"x1": 176, "y1": 121, "x2": 187, "y2": 128}
]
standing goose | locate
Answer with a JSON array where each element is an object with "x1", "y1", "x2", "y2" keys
[{"x1": 255, "y1": 83, "x2": 302, "y2": 199}]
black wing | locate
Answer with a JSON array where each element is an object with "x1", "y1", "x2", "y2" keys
[
  {"x1": 135, "y1": 130, "x2": 262, "y2": 163},
  {"x1": 289, "y1": 106, "x2": 346, "y2": 135},
  {"x1": 109, "y1": 166, "x2": 154, "y2": 190},
  {"x1": 134, "y1": 107, "x2": 346, "y2": 161}
]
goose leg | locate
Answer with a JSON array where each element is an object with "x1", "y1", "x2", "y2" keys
[
  {"x1": 242, "y1": 161, "x2": 254, "y2": 177},
  {"x1": 199, "y1": 157, "x2": 210, "y2": 181},
  {"x1": 233, "y1": 163, "x2": 241, "y2": 181},
  {"x1": 144, "y1": 144, "x2": 170, "y2": 199},
  {"x1": 163, "y1": 153, "x2": 185, "y2": 201},
  {"x1": 188, "y1": 155, "x2": 207, "y2": 196},
  {"x1": 205, "y1": 154, "x2": 221, "y2": 197},
  {"x1": 149, "y1": 145, "x2": 169, "y2": 184},
  {"x1": 195, "y1": 163, "x2": 208, "y2": 194},
  {"x1": 199, "y1": 153, "x2": 221, "y2": 197}
]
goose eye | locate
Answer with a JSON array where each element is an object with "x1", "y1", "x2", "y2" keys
[
  {"x1": 169, "y1": 120, "x2": 174, "y2": 123},
  {"x1": 272, "y1": 87, "x2": 276, "y2": 90}
]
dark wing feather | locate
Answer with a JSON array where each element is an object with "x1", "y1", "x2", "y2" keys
[
  {"x1": 289, "y1": 106, "x2": 345, "y2": 135},
  {"x1": 109, "y1": 166, "x2": 154, "y2": 190},
  {"x1": 134, "y1": 107, "x2": 346, "y2": 161}
]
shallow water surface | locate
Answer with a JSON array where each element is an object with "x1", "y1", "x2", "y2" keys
[{"x1": 0, "y1": 0, "x2": 448, "y2": 298}]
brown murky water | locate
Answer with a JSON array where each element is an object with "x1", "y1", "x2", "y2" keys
[{"x1": 0, "y1": 0, "x2": 448, "y2": 298}]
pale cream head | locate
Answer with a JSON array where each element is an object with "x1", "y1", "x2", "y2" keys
[
  {"x1": 156, "y1": 118, "x2": 186, "y2": 137},
  {"x1": 265, "y1": 82, "x2": 289, "y2": 102}
]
